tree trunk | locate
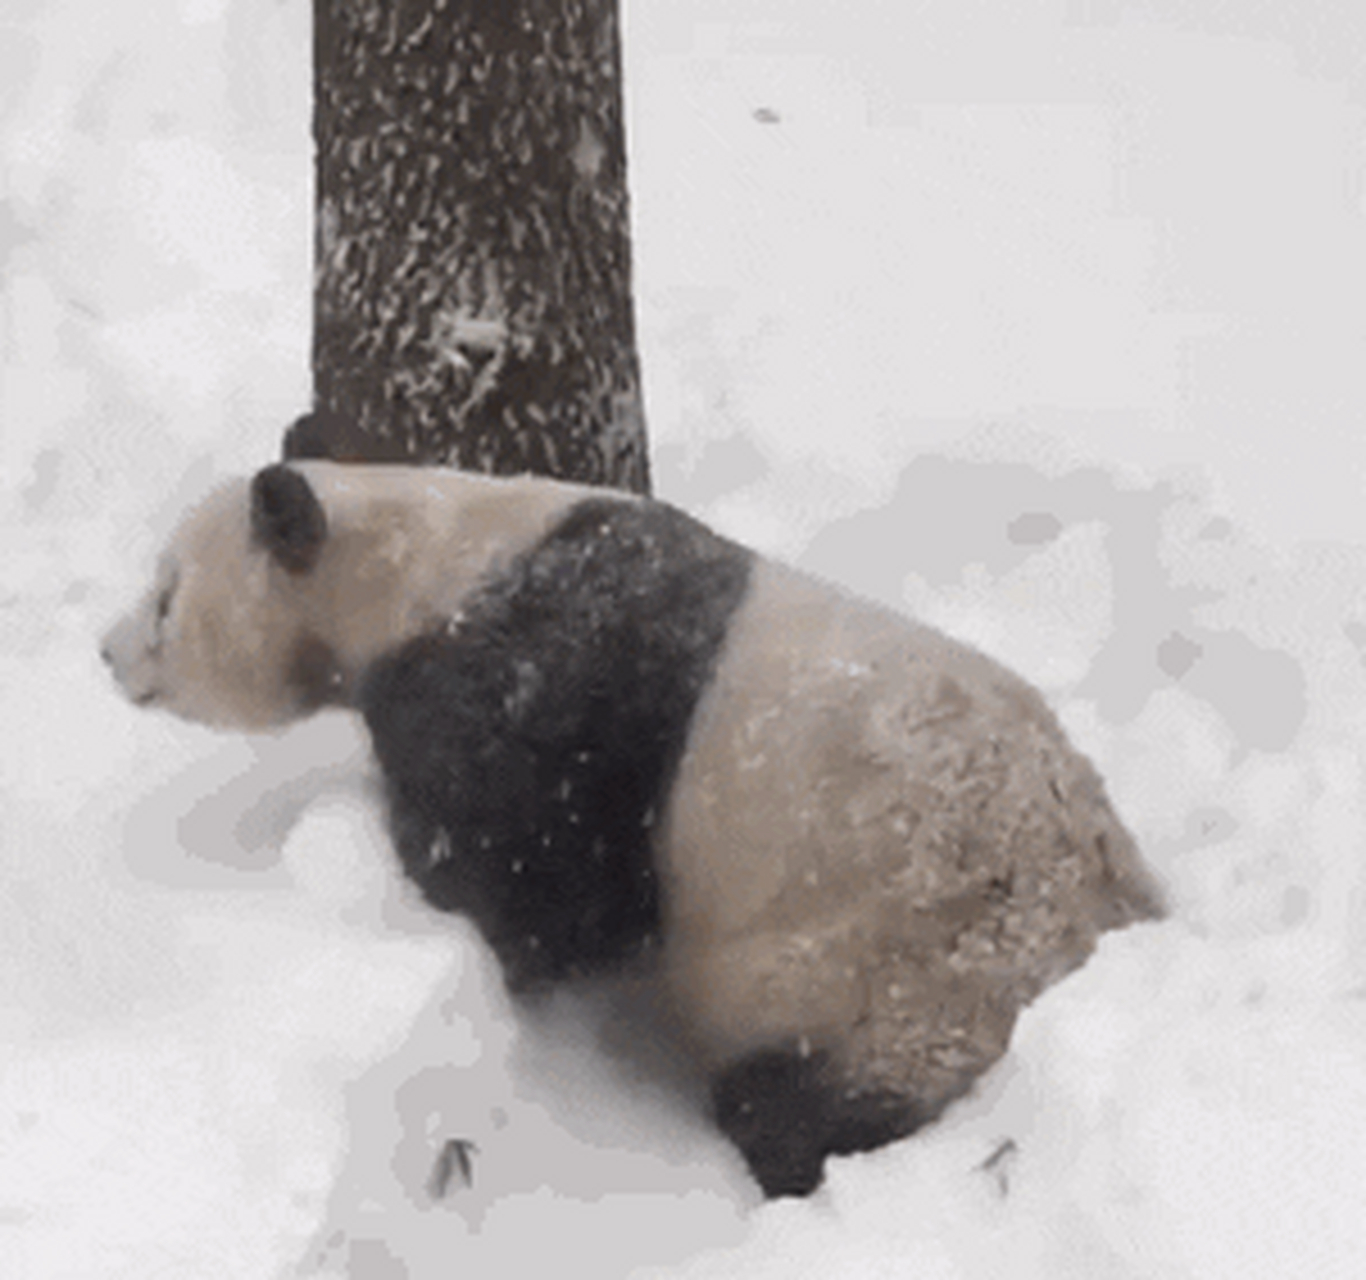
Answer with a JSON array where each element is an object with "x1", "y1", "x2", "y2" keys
[{"x1": 303, "y1": 0, "x2": 649, "y2": 494}]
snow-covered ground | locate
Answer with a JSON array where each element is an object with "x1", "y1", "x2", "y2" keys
[{"x1": 5, "y1": 1, "x2": 1366, "y2": 1275}]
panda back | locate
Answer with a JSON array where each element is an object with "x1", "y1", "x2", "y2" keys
[
  {"x1": 358, "y1": 496, "x2": 755, "y2": 991},
  {"x1": 657, "y1": 559, "x2": 1163, "y2": 1084}
]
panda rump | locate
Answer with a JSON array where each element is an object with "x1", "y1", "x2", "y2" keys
[{"x1": 101, "y1": 460, "x2": 1165, "y2": 1199}]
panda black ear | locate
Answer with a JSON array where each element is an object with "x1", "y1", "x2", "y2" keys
[{"x1": 250, "y1": 464, "x2": 328, "y2": 575}]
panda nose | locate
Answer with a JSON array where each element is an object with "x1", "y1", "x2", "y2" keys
[{"x1": 99, "y1": 628, "x2": 122, "y2": 670}]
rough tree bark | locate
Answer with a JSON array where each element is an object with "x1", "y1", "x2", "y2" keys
[{"x1": 300, "y1": 0, "x2": 649, "y2": 494}]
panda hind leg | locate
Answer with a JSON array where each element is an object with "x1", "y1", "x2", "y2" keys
[{"x1": 710, "y1": 1046, "x2": 923, "y2": 1198}]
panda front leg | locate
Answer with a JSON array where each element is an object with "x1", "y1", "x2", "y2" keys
[{"x1": 710, "y1": 1045, "x2": 923, "y2": 1198}]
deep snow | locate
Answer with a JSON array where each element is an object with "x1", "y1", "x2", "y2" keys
[{"x1": 4, "y1": 1, "x2": 1366, "y2": 1276}]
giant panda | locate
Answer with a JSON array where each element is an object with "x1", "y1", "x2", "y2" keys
[{"x1": 101, "y1": 458, "x2": 1165, "y2": 1198}]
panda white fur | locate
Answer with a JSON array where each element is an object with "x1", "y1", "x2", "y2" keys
[{"x1": 102, "y1": 459, "x2": 1164, "y2": 1197}]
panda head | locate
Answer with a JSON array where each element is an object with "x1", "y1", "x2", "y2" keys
[
  {"x1": 100, "y1": 465, "x2": 347, "y2": 729},
  {"x1": 101, "y1": 461, "x2": 587, "y2": 730}
]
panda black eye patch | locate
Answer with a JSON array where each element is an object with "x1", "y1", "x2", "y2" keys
[{"x1": 358, "y1": 497, "x2": 755, "y2": 991}]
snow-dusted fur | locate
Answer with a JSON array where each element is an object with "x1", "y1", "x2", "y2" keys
[{"x1": 103, "y1": 460, "x2": 1164, "y2": 1196}]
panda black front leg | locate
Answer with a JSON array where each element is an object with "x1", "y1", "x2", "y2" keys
[{"x1": 711, "y1": 1047, "x2": 923, "y2": 1198}]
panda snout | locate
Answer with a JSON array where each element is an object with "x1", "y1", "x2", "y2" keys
[
  {"x1": 98, "y1": 625, "x2": 127, "y2": 676},
  {"x1": 99, "y1": 620, "x2": 160, "y2": 708},
  {"x1": 98, "y1": 627, "x2": 120, "y2": 673}
]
